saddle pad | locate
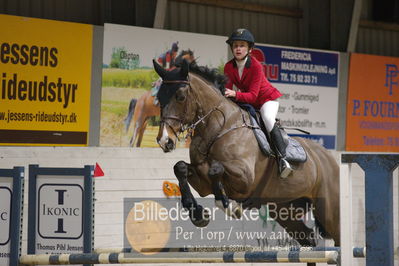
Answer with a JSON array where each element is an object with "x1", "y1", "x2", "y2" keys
[
  {"x1": 285, "y1": 137, "x2": 307, "y2": 163},
  {"x1": 248, "y1": 115, "x2": 307, "y2": 163}
]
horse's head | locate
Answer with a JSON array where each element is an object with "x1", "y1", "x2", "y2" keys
[{"x1": 153, "y1": 59, "x2": 196, "y2": 152}]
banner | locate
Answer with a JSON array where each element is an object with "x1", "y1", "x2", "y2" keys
[
  {"x1": 346, "y1": 53, "x2": 399, "y2": 152},
  {"x1": 253, "y1": 44, "x2": 339, "y2": 149},
  {"x1": 123, "y1": 198, "x2": 325, "y2": 254},
  {"x1": 101, "y1": 24, "x2": 227, "y2": 147},
  {"x1": 0, "y1": 15, "x2": 92, "y2": 146}
]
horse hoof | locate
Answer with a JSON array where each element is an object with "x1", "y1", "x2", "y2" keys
[
  {"x1": 191, "y1": 216, "x2": 210, "y2": 227},
  {"x1": 226, "y1": 201, "x2": 243, "y2": 219},
  {"x1": 190, "y1": 206, "x2": 210, "y2": 227},
  {"x1": 233, "y1": 204, "x2": 243, "y2": 219},
  {"x1": 232, "y1": 203, "x2": 243, "y2": 219}
]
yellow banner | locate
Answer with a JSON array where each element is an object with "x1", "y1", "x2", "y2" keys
[{"x1": 0, "y1": 14, "x2": 92, "y2": 145}]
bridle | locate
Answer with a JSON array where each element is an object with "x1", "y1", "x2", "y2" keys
[
  {"x1": 159, "y1": 78, "x2": 256, "y2": 158},
  {"x1": 159, "y1": 80, "x2": 190, "y2": 141},
  {"x1": 159, "y1": 79, "x2": 225, "y2": 142}
]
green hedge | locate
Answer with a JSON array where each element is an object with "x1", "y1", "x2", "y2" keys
[{"x1": 102, "y1": 68, "x2": 159, "y2": 89}]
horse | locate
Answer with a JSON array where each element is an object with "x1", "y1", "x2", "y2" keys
[
  {"x1": 124, "y1": 50, "x2": 196, "y2": 147},
  {"x1": 153, "y1": 59, "x2": 340, "y2": 247}
]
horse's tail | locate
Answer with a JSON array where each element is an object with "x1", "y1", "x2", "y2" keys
[{"x1": 124, "y1": 98, "x2": 137, "y2": 132}]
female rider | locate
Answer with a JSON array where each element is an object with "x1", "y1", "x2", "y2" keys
[{"x1": 224, "y1": 28, "x2": 292, "y2": 178}]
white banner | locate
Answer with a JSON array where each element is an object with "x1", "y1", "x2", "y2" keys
[
  {"x1": 35, "y1": 175, "x2": 84, "y2": 254},
  {"x1": 253, "y1": 44, "x2": 339, "y2": 149}
]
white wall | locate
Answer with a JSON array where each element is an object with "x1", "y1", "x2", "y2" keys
[{"x1": 0, "y1": 147, "x2": 398, "y2": 266}]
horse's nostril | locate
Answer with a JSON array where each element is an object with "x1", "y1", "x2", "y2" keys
[{"x1": 166, "y1": 139, "x2": 175, "y2": 150}]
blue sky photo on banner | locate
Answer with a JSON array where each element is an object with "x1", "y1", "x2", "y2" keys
[
  {"x1": 253, "y1": 45, "x2": 339, "y2": 149},
  {"x1": 101, "y1": 24, "x2": 227, "y2": 147}
]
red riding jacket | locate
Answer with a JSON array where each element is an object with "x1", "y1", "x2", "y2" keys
[{"x1": 224, "y1": 56, "x2": 282, "y2": 109}]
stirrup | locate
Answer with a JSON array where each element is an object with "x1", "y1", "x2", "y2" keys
[{"x1": 279, "y1": 158, "x2": 293, "y2": 178}]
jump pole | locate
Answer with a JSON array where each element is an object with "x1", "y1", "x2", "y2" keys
[
  {"x1": 19, "y1": 250, "x2": 339, "y2": 265},
  {"x1": 93, "y1": 246, "x2": 366, "y2": 257}
]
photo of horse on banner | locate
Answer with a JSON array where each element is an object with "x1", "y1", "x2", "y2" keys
[
  {"x1": 124, "y1": 50, "x2": 196, "y2": 147},
  {"x1": 101, "y1": 25, "x2": 227, "y2": 147}
]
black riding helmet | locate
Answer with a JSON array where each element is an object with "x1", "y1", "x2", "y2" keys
[
  {"x1": 171, "y1": 42, "x2": 179, "y2": 52},
  {"x1": 226, "y1": 28, "x2": 255, "y2": 47}
]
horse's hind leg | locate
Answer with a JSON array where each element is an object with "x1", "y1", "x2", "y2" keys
[
  {"x1": 208, "y1": 161, "x2": 242, "y2": 219},
  {"x1": 313, "y1": 196, "x2": 340, "y2": 246},
  {"x1": 129, "y1": 121, "x2": 140, "y2": 147},
  {"x1": 208, "y1": 161, "x2": 228, "y2": 208},
  {"x1": 272, "y1": 199, "x2": 317, "y2": 247},
  {"x1": 174, "y1": 161, "x2": 210, "y2": 227},
  {"x1": 136, "y1": 120, "x2": 148, "y2": 147}
]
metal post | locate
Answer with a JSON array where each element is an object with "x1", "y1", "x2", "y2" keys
[
  {"x1": 342, "y1": 154, "x2": 399, "y2": 266},
  {"x1": 347, "y1": 0, "x2": 362, "y2": 52},
  {"x1": 154, "y1": 0, "x2": 168, "y2": 29},
  {"x1": 339, "y1": 163, "x2": 353, "y2": 266}
]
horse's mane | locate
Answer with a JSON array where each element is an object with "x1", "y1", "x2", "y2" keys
[{"x1": 188, "y1": 62, "x2": 226, "y2": 96}]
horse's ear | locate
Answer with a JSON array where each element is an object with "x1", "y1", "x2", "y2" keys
[
  {"x1": 180, "y1": 59, "x2": 189, "y2": 78},
  {"x1": 153, "y1": 59, "x2": 167, "y2": 78}
]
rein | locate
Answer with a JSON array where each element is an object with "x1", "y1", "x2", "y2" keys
[
  {"x1": 160, "y1": 79, "x2": 226, "y2": 143},
  {"x1": 160, "y1": 78, "x2": 256, "y2": 158},
  {"x1": 161, "y1": 106, "x2": 224, "y2": 143},
  {"x1": 198, "y1": 108, "x2": 258, "y2": 158}
]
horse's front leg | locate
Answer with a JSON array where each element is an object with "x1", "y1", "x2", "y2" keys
[
  {"x1": 174, "y1": 161, "x2": 210, "y2": 227},
  {"x1": 208, "y1": 161, "x2": 243, "y2": 219}
]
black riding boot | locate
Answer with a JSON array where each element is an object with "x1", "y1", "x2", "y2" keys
[{"x1": 270, "y1": 123, "x2": 293, "y2": 178}]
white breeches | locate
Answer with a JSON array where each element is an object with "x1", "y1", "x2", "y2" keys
[{"x1": 260, "y1": 100, "x2": 279, "y2": 133}]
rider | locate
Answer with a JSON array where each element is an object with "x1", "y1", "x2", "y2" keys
[
  {"x1": 153, "y1": 42, "x2": 180, "y2": 105},
  {"x1": 157, "y1": 42, "x2": 179, "y2": 70},
  {"x1": 224, "y1": 28, "x2": 293, "y2": 178}
]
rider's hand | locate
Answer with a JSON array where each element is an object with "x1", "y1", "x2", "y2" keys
[{"x1": 225, "y1": 88, "x2": 236, "y2": 98}]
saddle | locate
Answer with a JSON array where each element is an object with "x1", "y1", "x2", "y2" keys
[{"x1": 239, "y1": 104, "x2": 307, "y2": 163}]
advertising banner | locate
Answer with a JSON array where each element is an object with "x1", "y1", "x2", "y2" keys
[
  {"x1": 0, "y1": 181, "x2": 12, "y2": 264},
  {"x1": 101, "y1": 24, "x2": 227, "y2": 147},
  {"x1": 27, "y1": 165, "x2": 93, "y2": 257},
  {"x1": 253, "y1": 44, "x2": 339, "y2": 149},
  {"x1": 0, "y1": 167, "x2": 24, "y2": 266},
  {"x1": 346, "y1": 53, "x2": 399, "y2": 152},
  {"x1": 123, "y1": 198, "x2": 325, "y2": 255},
  {"x1": 0, "y1": 14, "x2": 93, "y2": 146},
  {"x1": 35, "y1": 176, "x2": 84, "y2": 253}
]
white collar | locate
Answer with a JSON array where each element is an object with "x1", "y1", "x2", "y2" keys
[{"x1": 235, "y1": 56, "x2": 248, "y2": 68}]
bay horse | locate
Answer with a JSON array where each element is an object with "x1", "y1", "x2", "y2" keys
[
  {"x1": 124, "y1": 50, "x2": 195, "y2": 147},
  {"x1": 153, "y1": 59, "x2": 340, "y2": 247}
]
